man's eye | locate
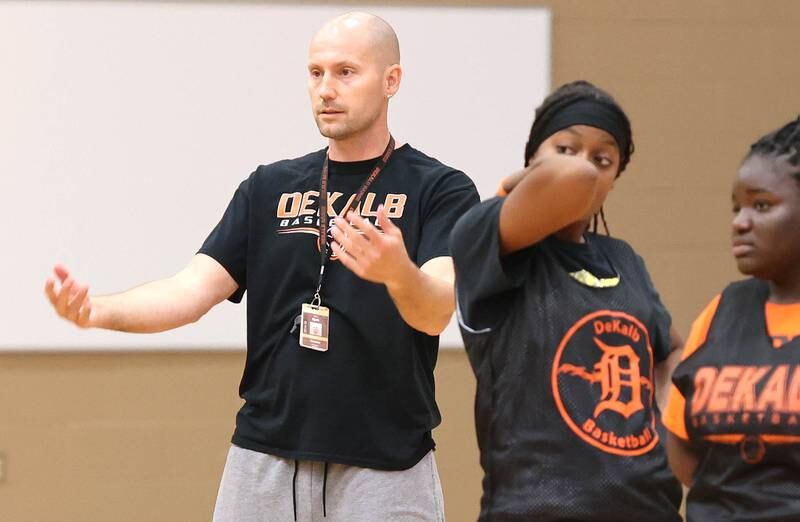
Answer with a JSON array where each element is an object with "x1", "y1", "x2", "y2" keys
[
  {"x1": 754, "y1": 201, "x2": 771, "y2": 211},
  {"x1": 555, "y1": 145, "x2": 574, "y2": 155}
]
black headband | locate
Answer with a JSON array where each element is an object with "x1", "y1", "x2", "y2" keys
[{"x1": 528, "y1": 99, "x2": 630, "y2": 164}]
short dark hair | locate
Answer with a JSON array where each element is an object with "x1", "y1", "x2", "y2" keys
[
  {"x1": 747, "y1": 117, "x2": 800, "y2": 185},
  {"x1": 524, "y1": 80, "x2": 634, "y2": 176}
]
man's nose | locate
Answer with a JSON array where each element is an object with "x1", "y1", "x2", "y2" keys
[{"x1": 317, "y1": 74, "x2": 336, "y2": 101}]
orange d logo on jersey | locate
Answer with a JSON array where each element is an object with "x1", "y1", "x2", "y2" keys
[
  {"x1": 593, "y1": 338, "x2": 646, "y2": 419},
  {"x1": 552, "y1": 310, "x2": 658, "y2": 456}
]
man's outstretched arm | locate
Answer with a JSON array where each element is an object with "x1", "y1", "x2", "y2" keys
[{"x1": 45, "y1": 254, "x2": 238, "y2": 333}]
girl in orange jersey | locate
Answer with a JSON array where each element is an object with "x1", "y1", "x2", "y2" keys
[{"x1": 664, "y1": 117, "x2": 800, "y2": 521}]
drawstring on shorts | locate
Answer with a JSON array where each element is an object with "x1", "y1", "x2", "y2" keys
[
  {"x1": 291, "y1": 459, "x2": 329, "y2": 520},
  {"x1": 292, "y1": 459, "x2": 299, "y2": 521},
  {"x1": 322, "y1": 461, "x2": 328, "y2": 517}
]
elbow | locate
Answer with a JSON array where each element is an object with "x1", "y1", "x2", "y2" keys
[
  {"x1": 668, "y1": 459, "x2": 694, "y2": 487},
  {"x1": 188, "y1": 301, "x2": 215, "y2": 325},
  {"x1": 565, "y1": 155, "x2": 601, "y2": 182},
  {"x1": 545, "y1": 157, "x2": 602, "y2": 217},
  {"x1": 571, "y1": 164, "x2": 603, "y2": 201},
  {"x1": 676, "y1": 470, "x2": 694, "y2": 488},
  {"x1": 561, "y1": 158, "x2": 602, "y2": 200},
  {"x1": 666, "y1": 433, "x2": 697, "y2": 487},
  {"x1": 183, "y1": 294, "x2": 215, "y2": 326},
  {"x1": 419, "y1": 310, "x2": 453, "y2": 337},
  {"x1": 544, "y1": 154, "x2": 600, "y2": 186},
  {"x1": 405, "y1": 306, "x2": 452, "y2": 336},
  {"x1": 420, "y1": 323, "x2": 445, "y2": 337}
]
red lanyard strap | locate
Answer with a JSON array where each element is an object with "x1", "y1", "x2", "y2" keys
[{"x1": 312, "y1": 136, "x2": 395, "y2": 305}]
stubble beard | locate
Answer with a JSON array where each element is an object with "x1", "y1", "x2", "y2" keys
[
  {"x1": 317, "y1": 119, "x2": 354, "y2": 140},
  {"x1": 315, "y1": 107, "x2": 381, "y2": 142}
]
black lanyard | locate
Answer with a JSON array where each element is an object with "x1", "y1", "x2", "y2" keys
[{"x1": 311, "y1": 135, "x2": 395, "y2": 305}]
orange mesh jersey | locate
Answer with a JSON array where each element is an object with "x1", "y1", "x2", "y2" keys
[
  {"x1": 664, "y1": 296, "x2": 800, "y2": 439},
  {"x1": 664, "y1": 279, "x2": 800, "y2": 521}
]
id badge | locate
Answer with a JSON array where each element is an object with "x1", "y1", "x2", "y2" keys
[{"x1": 299, "y1": 303, "x2": 330, "y2": 352}]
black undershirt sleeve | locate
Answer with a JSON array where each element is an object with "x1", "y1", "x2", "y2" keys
[
  {"x1": 198, "y1": 175, "x2": 251, "y2": 303},
  {"x1": 450, "y1": 197, "x2": 535, "y2": 333}
]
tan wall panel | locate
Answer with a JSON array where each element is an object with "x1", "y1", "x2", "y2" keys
[
  {"x1": 0, "y1": 352, "x2": 480, "y2": 521},
  {"x1": 548, "y1": 0, "x2": 800, "y2": 332},
  {"x1": 0, "y1": 352, "x2": 244, "y2": 521}
]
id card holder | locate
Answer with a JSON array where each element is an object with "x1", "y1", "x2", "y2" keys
[{"x1": 299, "y1": 303, "x2": 330, "y2": 352}]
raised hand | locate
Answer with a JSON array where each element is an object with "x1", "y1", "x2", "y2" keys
[
  {"x1": 44, "y1": 264, "x2": 94, "y2": 328},
  {"x1": 330, "y1": 206, "x2": 415, "y2": 288}
]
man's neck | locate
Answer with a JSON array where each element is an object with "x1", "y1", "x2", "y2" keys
[{"x1": 327, "y1": 128, "x2": 392, "y2": 162}]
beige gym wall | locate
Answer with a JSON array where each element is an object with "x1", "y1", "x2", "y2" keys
[{"x1": 2, "y1": 1, "x2": 798, "y2": 520}]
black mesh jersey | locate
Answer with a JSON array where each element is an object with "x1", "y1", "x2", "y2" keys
[
  {"x1": 199, "y1": 145, "x2": 479, "y2": 470},
  {"x1": 671, "y1": 279, "x2": 800, "y2": 522},
  {"x1": 450, "y1": 198, "x2": 681, "y2": 521}
]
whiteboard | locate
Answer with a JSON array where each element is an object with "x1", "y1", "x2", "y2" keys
[{"x1": 0, "y1": 2, "x2": 551, "y2": 350}]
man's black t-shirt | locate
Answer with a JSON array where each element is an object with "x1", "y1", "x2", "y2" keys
[
  {"x1": 199, "y1": 144, "x2": 479, "y2": 470},
  {"x1": 450, "y1": 197, "x2": 682, "y2": 521}
]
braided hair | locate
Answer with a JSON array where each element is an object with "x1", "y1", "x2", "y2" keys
[
  {"x1": 524, "y1": 81, "x2": 634, "y2": 235},
  {"x1": 747, "y1": 117, "x2": 800, "y2": 184}
]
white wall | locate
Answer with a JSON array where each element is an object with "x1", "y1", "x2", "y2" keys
[{"x1": 1, "y1": 1, "x2": 550, "y2": 349}]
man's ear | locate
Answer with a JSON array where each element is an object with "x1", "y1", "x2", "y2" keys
[{"x1": 385, "y1": 64, "x2": 402, "y2": 98}]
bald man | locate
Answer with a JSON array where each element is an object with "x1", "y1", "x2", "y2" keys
[{"x1": 45, "y1": 12, "x2": 478, "y2": 521}]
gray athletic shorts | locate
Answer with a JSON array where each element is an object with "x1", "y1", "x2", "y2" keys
[{"x1": 212, "y1": 445, "x2": 445, "y2": 522}]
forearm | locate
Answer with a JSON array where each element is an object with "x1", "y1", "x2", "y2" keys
[
  {"x1": 385, "y1": 261, "x2": 454, "y2": 336},
  {"x1": 46, "y1": 255, "x2": 235, "y2": 333},
  {"x1": 91, "y1": 275, "x2": 208, "y2": 333},
  {"x1": 499, "y1": 155, "x2": 601, "y2": 254},
  {"x1": 655, "y1": 327, "x2": 684, "y2": 410},
  {"x1": 654, "y1": 361, "x2": 673, "y2": 412},
  {"x1": 499, "y1": 157, "x2": 546, "y2": 195},
  {"x1": 88, "y1": 254, "x2": 236, "y2": 333},
  {"x1": 666, "y1": 432, "x2": 698, "y2": 486}
]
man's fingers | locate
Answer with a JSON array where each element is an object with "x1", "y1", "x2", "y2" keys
[
  {"x1": 66, "y1": 285, "x2": 90, "y2": 321},
  {"x1": 330, "y1": 225, "x2": 358, "y2": 256},
  {"x1": 68, "y1": 281, "x2": 84, "y2": 299},
  {"x1": 55, "y1": 278, "x2": 74, "y2": 313},
  {"x1": 77, "y1": 301, "x2": 92, "y2": 327},
  {"x1": 346, "y1": 210, "x2": 382, "y2": 243},
  {"x1": 343, "y1": 225, "x2": 371, "y2": 254},
  {"x1": 44, "y1": 278, "x2": 58, "y2": 305},
  {"x1": 332, "y1": 216, "x2": 352, "y2": 240},
  {"x1": 332, "y1": 217, "x2": 371, "y2": 255},
  {"x1": 46, "y1": 266, "x2": 93, "y2": 326},
  {"x1": 54, "y1": 264, "x2": 70, "y2": 282},
  {"x1": 331, "y1": 242, "x2": 364, "y2": 278},
  {"x1": 376, "y1": 205, "x2": 398, "y2": 233}
]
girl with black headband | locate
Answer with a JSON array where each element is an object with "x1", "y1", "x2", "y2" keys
[
  {"x1": 450, "y1": 81, "x2": 683, "y2": 521},
  {"x1": 664, "y1": 118, "x2": 800, "y2": 521}
]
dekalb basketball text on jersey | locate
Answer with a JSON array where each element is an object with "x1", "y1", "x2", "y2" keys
[{"x1": 553, "y1": 310, "x2": 659, "y2": 456}]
